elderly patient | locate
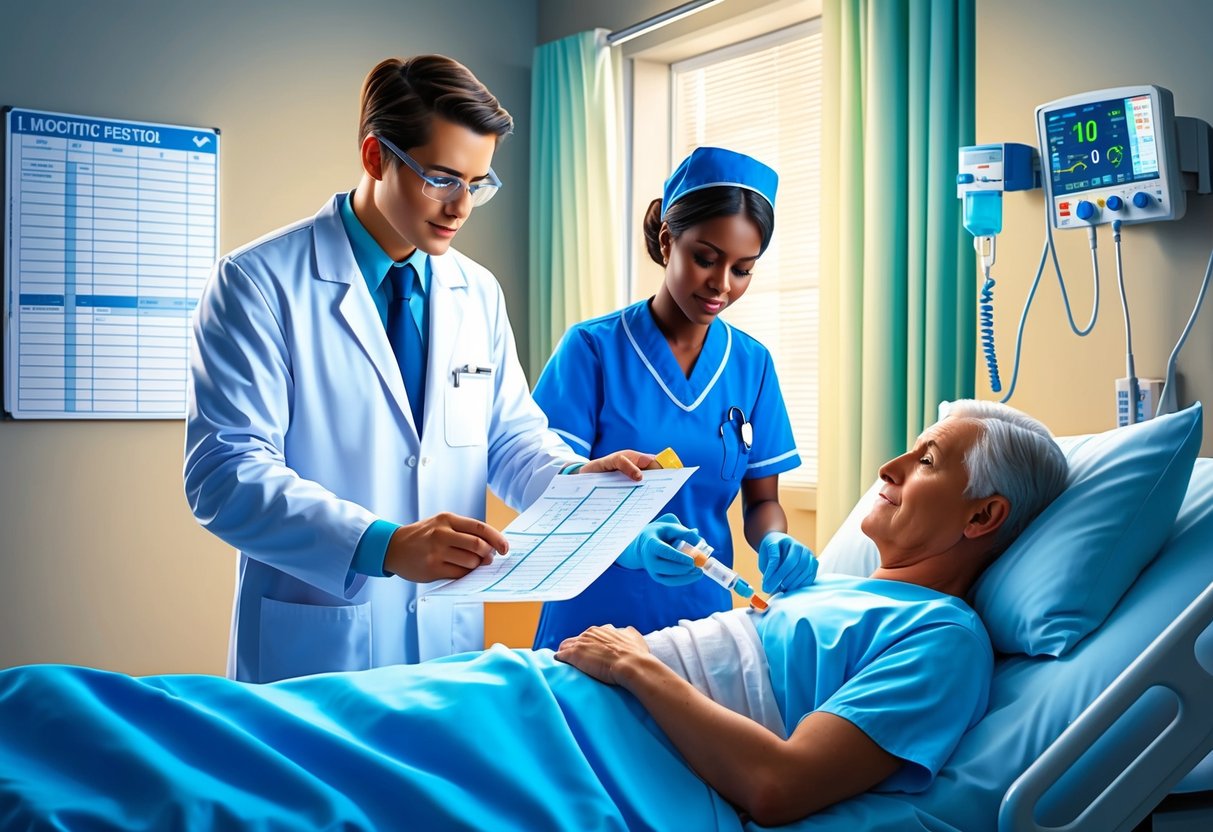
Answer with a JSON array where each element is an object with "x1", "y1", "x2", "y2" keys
[
  {"x1": 556, "y1": 399, "x2": 1068, "y2": 826},
  {"x1": 0, "y1": 401, "x2": 1067, "y2": 831}
]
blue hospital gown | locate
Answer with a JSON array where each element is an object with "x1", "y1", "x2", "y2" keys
[
  {"x1": 757, "y1": 574, "x2": 994, "y2": 791},
  {"x1": 532, "y1": 299, "x2": 800, "y2": 648}
]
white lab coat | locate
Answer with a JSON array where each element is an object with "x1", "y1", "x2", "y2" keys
[{"x1": 185, "y1": 195, "x2": 577, "y2": 683}]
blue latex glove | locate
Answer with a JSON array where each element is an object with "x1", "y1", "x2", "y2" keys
[
  {"x1": 617, "y1": 513, "x2": 702, "y2": 586},
  {"x1": 758, "y1": 531, "x2": 819, "y2": 594}
]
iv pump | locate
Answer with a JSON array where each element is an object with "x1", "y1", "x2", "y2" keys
[{"x1": 956, "y1": 143, "x2": 1037, "y2": 393}]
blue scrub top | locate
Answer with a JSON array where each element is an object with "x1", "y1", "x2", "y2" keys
[
  {"x1": 532, "y1": 299, "x2": 800, "y2": 648},
  {"x1": 757, "y1": 575, "x2": 993, "y2": 792}
]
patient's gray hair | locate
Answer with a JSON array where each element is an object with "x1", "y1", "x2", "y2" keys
[{"x1": 942, "y1": 399, "x2": 1069, "y2": 551}]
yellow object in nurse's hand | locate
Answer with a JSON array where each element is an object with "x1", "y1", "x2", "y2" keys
[{"x1": 654, "y1": 447, "x2": 684, "y2": 470}]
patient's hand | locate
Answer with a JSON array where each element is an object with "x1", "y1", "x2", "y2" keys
[{"x1": 554, "y1": 624, "x2": 654, "y2": 686}]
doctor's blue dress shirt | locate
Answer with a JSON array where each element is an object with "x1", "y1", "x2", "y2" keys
[{"x1": 339, "y1": 192, "x2": 431, "y2": 579}]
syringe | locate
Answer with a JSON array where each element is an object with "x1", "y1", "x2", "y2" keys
[{"x1": 677, "y1": 539, "x2": 769, "y2": 613}]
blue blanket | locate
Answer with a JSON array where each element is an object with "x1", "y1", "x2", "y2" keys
[{"x1": 0, "y1": 646, "x2": 743, "y2": 831}]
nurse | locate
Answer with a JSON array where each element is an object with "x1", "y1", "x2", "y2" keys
[
  {"x1": 185, "y1": 55, "x2": 648, "y2": 683},
  {"x1": 532, "y1": 147, "x2": 816, "y2": 649}
]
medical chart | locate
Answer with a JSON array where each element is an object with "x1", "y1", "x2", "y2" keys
[
  {"x1": 424, "y1": 467, "x2": 697, "y2": 601},
  {"x1": 3, "y1": 108, "x2": 219, "y2": 419}
]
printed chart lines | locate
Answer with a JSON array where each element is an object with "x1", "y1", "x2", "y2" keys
[{"x1": 424, "y1": 468, "x2": 696, "y2": 602}]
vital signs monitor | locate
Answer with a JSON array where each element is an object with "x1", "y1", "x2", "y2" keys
[{"x1": 1036, "y1": 85, "x2": 1186, "y2": 229}]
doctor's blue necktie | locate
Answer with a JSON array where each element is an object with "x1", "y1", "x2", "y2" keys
[{"x1": 387, "y1": 263, "x2": 427, "y2": 431}]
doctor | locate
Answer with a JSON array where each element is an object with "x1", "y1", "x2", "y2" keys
[
  {"x1": 532, "y1": 148, "x2": 814, "y2": 649},
  {"x1": 185, "y1": 55, "x2": 647, "y2": 684}
]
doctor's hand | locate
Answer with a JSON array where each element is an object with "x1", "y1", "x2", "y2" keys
[
  {"x1": 384, "y1": 512, "x2": 509, "y2": 582},
  {"x1": 577, "y1": 450, "x2": 657, "y2": 482},
  {"x1": 758, "y1": 531, "x2": 819, "y2": 594},
  {"x1": 555, "y1": 624, "x2": 654, "y2": 686},
  {"x1": 617, "y1": 513, "x2": 702, "y2": 586}
]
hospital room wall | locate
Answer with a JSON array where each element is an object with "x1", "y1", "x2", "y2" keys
[
  {"x1": 975, "y1": 0, "x2": 1213, "y2": 452},
  {"x1": 0, "y1": 0, "x2": 538, "y2": 675}
]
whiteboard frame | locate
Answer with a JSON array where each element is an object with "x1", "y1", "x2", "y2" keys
[{"x1": 3, "y1": 106, "x2": 220, "y2": 420}]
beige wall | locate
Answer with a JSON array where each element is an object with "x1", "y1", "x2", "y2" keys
[
  {"x1": 0, "y1": 0, "x2": 537, "y2": 675},
  {"x1": 975, "y1": 0, "x2": 1213, "y2": 450}
]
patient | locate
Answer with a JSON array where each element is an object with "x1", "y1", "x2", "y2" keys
[
  {"x1": 555, "y1": 398, "x2": 1068, "y2": 826},
  {"x1": 0, "y1": 400, "x2": 1067, "y2": 831}
]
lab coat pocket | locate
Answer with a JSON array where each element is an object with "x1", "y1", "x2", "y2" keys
[
  {"x1": 452, "y1": 600, "x2": 484, "y2": 654},
  {"x1": 416, "y1": 595, "x2": 484, "y2": 658},
  {"x1": 445, "y1": 363, "x2": 492, "y2": 447},
  {"x1": 258, "y1": 597, "x2": 372, "y2": 683}
]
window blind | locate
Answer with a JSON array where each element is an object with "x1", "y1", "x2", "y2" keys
[{"x1": 672, "y1": 21, "x2": 822, "y2": 486}]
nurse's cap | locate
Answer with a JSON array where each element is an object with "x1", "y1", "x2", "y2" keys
[{"x1": 661, "y1": 146, "x2": 779, "y2": 219}]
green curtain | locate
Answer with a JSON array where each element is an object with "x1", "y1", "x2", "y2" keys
[
  {"x1": 528, "y1": 30, "x2": 621, "y2": 380},
  {"x1": 818, "y1": 0, "x2": 976, "y2": 543}
]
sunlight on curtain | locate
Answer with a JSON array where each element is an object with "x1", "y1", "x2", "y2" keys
[
  {"x1": 528, "y1": 30, "x2": 621, "y2": 378},
  {"x1": 818, "y1": 0, "x2": 976, "y2": 543}
]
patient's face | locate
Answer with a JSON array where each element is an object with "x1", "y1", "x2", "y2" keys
[{"x1": 862, "y1": 417, "x2": 985, "y2": 561}]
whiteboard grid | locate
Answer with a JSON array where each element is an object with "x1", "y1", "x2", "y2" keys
[{"x1": 3, "y1": 107, "x2": 219, "y2": 419}]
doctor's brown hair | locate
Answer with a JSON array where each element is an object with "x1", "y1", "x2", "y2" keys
[{"x1": 359, "y1": 55, "x2": 513, "y2": 153}]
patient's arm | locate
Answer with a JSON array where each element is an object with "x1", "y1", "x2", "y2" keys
[{"x1": 556, "y1": 624, "x2": 901, "y2": 826}]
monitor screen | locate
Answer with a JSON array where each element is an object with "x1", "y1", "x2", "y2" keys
[{"x1": 1043, "y1": 93, "x2": 1160, "y2": 194}]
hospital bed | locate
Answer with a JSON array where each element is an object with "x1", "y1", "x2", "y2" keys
[{"x1": 0, "y1": 414, "x2": 1211, "y2": 831}]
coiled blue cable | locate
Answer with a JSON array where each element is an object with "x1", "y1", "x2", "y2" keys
[{"x1": 980, "y1": 272, "x2": 1001, "y2": 392}]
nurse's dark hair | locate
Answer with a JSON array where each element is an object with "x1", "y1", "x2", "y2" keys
[
  {"x1": 642, "y1": 188, "x2": 775, "y2": 266},
  {"x1": 359, "y1": 55, "x2": 513, "y2": 153}
]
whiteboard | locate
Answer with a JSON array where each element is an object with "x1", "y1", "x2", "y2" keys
[{"x1": 3, "y1": 107, "x2": 219, "y2": 419}]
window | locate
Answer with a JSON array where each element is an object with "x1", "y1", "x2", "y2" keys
[{"x1": 670, "y1": 21, "x2": 822, "y2": 487}]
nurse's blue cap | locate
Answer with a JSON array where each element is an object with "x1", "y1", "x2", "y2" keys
[{"x1": 661, "y1": 146, "x2": 778, "y2": 219}]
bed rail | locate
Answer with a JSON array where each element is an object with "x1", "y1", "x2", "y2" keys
[{"x1": 999, "y1": 580, "x2": 1213, "y2": 832}]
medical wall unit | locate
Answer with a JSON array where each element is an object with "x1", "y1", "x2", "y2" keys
[
  {"x1": 1038, "y1": 86, "x2": 1185, "y2": 229},
  {"x1": 3, "y1": 107, "x2": 219, "y2": 419},
  {"x1": 957, "y1": 85, "x2": 1213, "y2": 427}
]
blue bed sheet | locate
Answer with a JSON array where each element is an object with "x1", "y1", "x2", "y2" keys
[{"x1": 0, "y1": 646, "x2": 742, "y2": 832}]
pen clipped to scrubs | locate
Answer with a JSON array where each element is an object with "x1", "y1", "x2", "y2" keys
[{"x1": 677, "y1": 538, "x2": 769, "y2": 613}]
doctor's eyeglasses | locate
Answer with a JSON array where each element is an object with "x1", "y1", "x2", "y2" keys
[{"x1": 376, "y1": 135, "x2": 502, "y2": 207}]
